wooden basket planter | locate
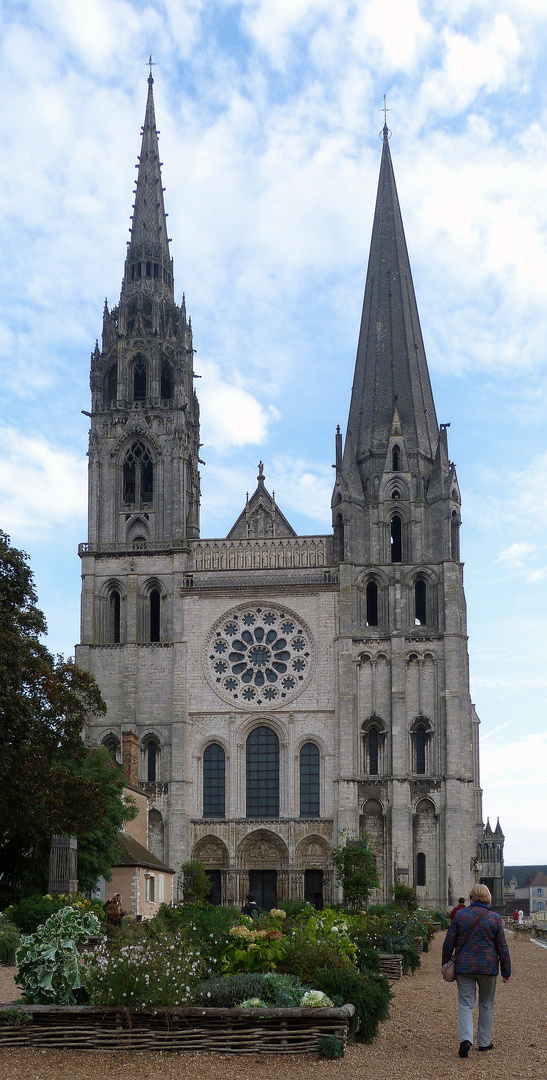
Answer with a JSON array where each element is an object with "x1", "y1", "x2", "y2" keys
[
  {"x1": 378, "y1": 953, "x2": 404, "y2": 980},
  {"x1": 0, "y1": 1002, "x2": 354, "y2": 1054}
]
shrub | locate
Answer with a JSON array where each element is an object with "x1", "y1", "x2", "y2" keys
[
  {"x1": 6, "y1": 892, "x2": 103, "y2": 934},
  {"x1": 178, "y1": 861, "x2": 212, "y2": 903},
  {"x1": 352, "y1": 931, "x2": 380, "y2": 974},
  {"x1": 219, "y1": 923, "x2": 287, "y2": 974},
  {"x1": 280, "y1": 937, "x2": 355, "y2": 982},
  {"x1": 430, "y1": 908, "x2": 450, "y2": 929},
  {"x1": 195, "y1": 973, "x2": 270, "y2": 1007},
  {"x1": 311, "y1": 968, "x2": 391, "y2": 1043},
  {"x1": 82, "y1": 930, "x2": 204, "y2": 1007},
  {"x1": 392, "y1": 883, "x2": 419, "y2": 911},
  {"x1": 317, "y1": 1035, "x2": 344, "y2": 1059},
  {"x1": 262, "y1": 972, "x2": 307, "y2": 1006},
  {"x1": 156, "y1": 901, "x2": 240, "y2": 960},
  {"x1": 0, "y1": 916, "x2": 20, "y2": 965},
  {"x1": 280, "y1": 900, "x2": 314, "y2": 920},
  {"x1": 16, "y1": 907, "x2": 100, "y2": 1005}
]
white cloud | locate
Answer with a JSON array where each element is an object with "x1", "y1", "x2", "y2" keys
[
  {"x1": 199, "y1": 359, "x2": 280, "y2": 450},
  {"x1": 480, "y1": 732, "x2": 547, "y2": 862},
  {"x1": 0, "y1": 427, "x2": 86, "y2": 536}
]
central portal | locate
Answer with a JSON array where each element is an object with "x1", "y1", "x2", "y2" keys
[{"x1": 248, "y1": 869, "x2": 277, "y2": 911}]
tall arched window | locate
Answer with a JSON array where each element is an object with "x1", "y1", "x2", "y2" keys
[
  {"x1": 161, "y1": 360, "x2": 174, "y2": 400},
  {"x1": 133, "y1": 361, "x2": 147, "y2": 401},
  {"x1": 109, "y1": 589, "x2": 121, "y2": 643},
  {"x1": 123, "y1": 441, "x2": 153, "y2": 507},
  {"x1": 300, "y1": 742, "x2": 320, "y2": 817},
  {"x1": 416, "y1": 851, "x2": 426, "y2": 886},
  {"x1": 203, "y1": 743, "x2": 226, "y2": 818},
  {"x1": 103, "y1": 734, "x2": 120, "y2": 760},
  {"x1": 451, "y1": 510, "x2": 460, "y2": 560},
  {"x1": 392, "y1": 445, "x2": 400, "y2": 471},
  {"x1": 369, "y1": 727, "x2": 379, "y2": 775},
  {"x1": 149, "y1": 588, "x2": 161, "y2": 642},
  {"x1": 390, "y1": 514, "x2": 402, "y2": 562},
  {"x1": 334, "y1": 513, "x2": 345, "y2": 562},
  {"x1": 144, "y1": 737, "x2": 159, "y2": 783},
  {"x1": 246, "y1": 726, "x2": 279, "y2": 818},
  {"x1": 105, "y1": 363, "x2": 117, "y2": 404},
  {"x1": 366, "y1": 580, "x2": 378, "y2": 626},
  {"x1": 415, "y1": 724, "x2": 427, "y2": 774},
  {"x1": 414, "y1": 578, "x2": 427, "y2": 625}
]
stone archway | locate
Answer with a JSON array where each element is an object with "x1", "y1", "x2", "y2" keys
[
  {"x1": 236, "y1": 829, "x2": 289, "y2": 910},
  {"x1": 295, "y1": 834, "x2": 332, "y2": 908},
  {"x1": 192, "y1": 836, "x2": 229, "y2": 906}
]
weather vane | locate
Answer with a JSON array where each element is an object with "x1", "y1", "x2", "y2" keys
[{"x1": 148, "y1": 55, "x2": 156, "y2": 77}]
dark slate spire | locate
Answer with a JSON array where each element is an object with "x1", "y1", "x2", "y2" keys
[
  {"x1": 345, "y1": 125, "x2": 438, "y2": 466},
  {"x1": 122, "y1": 63, "x2": 174, "y2": 302}
]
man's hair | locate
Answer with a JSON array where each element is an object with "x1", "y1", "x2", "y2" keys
[
  {"x1": 469, "y1": 883, "x2": 492, "y2": 905},
  {"x1": 458, "y1": 897, "x2": 466, "y2": 904}
]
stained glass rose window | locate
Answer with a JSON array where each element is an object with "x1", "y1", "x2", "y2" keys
[{"x1": 204, "y1": 604, "x2": 315, "y2": 708}]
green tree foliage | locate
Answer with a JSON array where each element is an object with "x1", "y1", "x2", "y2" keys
[
  {"x1": 331, "y1": 833, "x2": 380, "y2": 910},
  {"x1": 0, "y1": 531, "x2": 131, "y2": 903},
  {"x1": 179, "y1": 860, "x2": 212, "y2": 903}
]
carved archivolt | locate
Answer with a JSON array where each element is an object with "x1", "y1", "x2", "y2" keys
[
  {"x1": 236, "y1": 829, "x2": 289, "y2": 868},
  {"x1": 295, "y1": 835, "x2": 331, "y2": 868},
  {"x1": 192, "y1": 836, "x2": 229, "y2": 867}
]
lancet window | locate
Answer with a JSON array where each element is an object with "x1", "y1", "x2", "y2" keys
[{"x1": 123, "y1": 441, "x2": 153, "y2": 508}]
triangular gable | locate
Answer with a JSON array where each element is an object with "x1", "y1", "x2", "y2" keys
[{"x1": 227, "y1": 462, "x2": 296, "y2": 539}]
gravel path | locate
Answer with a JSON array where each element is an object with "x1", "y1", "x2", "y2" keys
[{"x1": 0, "y1": 930, "x2": 545, "y2": 1079}]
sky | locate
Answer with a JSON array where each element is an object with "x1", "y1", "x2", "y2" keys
[{"x1": 0, "y1": 0, "x2": 546, "y2": 866}]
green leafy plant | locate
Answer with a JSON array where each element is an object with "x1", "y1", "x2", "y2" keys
[
  {"x1": 219, "y1": 923, "x2": 287, "y2": 973},
  {"x1": 2, "y1": 1008, "x2": 33, "y2": 1027},
  {"x1": 311, "y1": 968, "x2": 391, "y2": 1043},
  {"x1": 391, "y1": 883, "x2": 419, "y2": 911},
  {"x1": 331, "y1": 833, "x2": 379, "y2": 910},
  {"x1": 16, "y1": 906, "x2": 100, "y2": 1005},
  {"x1": 178, "y1": 861, "x2": 212, "y2": 903},
  {"x1": 262, "y1": 972, "x2": 306, "y2": 1006},
  {"x1": 0, "y1": 915, "x2": 21, "y2": 965},
  {"x1": 240, "y1": 997, "x2": 268, "y2": 1007},
  {"x1": 317, "y1": 1035, "x2": 344, "y2": 1058},
  {"x1": 195, "y1": 973, "x2": 271, "y2": 1007}
]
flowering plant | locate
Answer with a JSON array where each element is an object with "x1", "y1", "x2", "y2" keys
[
  {"x1": 220, "y1": 922, "x2": 287, "y2": 974},
  {"x1": 82, "y1": 930, "x2": 205, "y2": 1007},
  {"x1": 300, "y1": 990, "x2": 334, "y2": 1007}
]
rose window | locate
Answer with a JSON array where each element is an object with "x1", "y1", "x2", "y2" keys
[{"x1": 204, "y1": 604, "x2": 315, "y2": 708}]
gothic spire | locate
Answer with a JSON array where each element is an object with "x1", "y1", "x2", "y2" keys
[
  {"x1": 345, "y1": 125, "x2": 438, "y2": 467},
  {"x1": 122, "y1": 64, "x2": 174, "y2": 302}
]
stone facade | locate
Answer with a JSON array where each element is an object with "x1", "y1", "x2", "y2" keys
[{"x1": 77, "y1": 80, "x2": 499, "y2": 911}]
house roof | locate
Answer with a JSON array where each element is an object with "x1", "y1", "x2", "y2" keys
[
  {"x1": 504, "y1": 865, "x2": 547, "y2": 888},
  {"x1": 531, "y1": 871, "x2": 547, "y2": 888},
  {"x1": 114, "y1": 831, "x2": 175, "y2": 874}
]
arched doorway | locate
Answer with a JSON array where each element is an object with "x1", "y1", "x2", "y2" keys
[{"x1": 237, "y1": 829, "x2": 289, "y2": 911}]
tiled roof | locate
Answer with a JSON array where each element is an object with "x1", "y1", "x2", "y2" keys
[
  {"x1": 114, "y1": 831, "x2": 175, "y2": 873},
  {"x1": 504, "y1": 865, "x2": 547, "y2": 888}
]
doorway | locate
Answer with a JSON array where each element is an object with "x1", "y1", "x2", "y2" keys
[
  {"x1": 248, "y1": 870, "x2": 277, "y2": 911},
  {"x1": 304, "y1": 868, "x2": 324, "y2": 909},
  {"x1": 205, "y1": 869, "x2": 222, "y2": 906}
]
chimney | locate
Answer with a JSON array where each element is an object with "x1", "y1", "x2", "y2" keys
[{"x1": 122, "y1": 730, "x2": 139, "y2": 787}]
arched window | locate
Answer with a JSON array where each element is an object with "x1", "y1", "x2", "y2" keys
[
  {"x1": 392, "y1": 445, "x2": 400, "y2": 471},
  {"x1": 390, "y1": 514, "x2": 402, "y2": 562},
  {"x1": 203, "y1": 743, "x2": 225, "y2": 818},
  {"x1": 149, "y1": 588, "x2": 161, "y2": 642},
  {"x1": 369, "y1": 727, "x2": 379, "y2": 775},
  {"x1": 300, "y1": 742, "x2": 320, "y2": 817},
  {"x1": 415, "y1": 578, "x2": 427, "y2": 625},
  {"x1": 416, "y1": 851, "x2": 426, "y2": 886},
  {"x1": 133, "y1": 361, "x2": 147, "y2": 401},
  {"x1": 144, "y1": 737, "x2": 159, "y2": 783},
  {"x1": 123, "y1": 441, "x2": 153, "y2": 507},
  {"x1": 246, "y1": 726, "x2": 279, "y2": 818},
  {"x1": 366, "y1": 580, "x2": 378, "y2": 626},
  {"x1": 415, "y1": 724, "x2": 427, "y2": 774},
  {"x1": 451, "y1": 510, "x2": 460, "y2": 560},
  {"x1": 103, "y1": 734, "x2": 120, "y2": 760},
  {"x1": 109, "y1": 589, "x2": 121, "y2": 643},
  {"x1": 161, "y1": 361, "x2": 174, "y2": 400},
  {"x1": 105, "y1": 363, "x2": 117, "y2": 404}
]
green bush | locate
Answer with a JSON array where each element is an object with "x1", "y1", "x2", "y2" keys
[
  {"x1": 280, "y1": 937, "x2": 355, "y2": 983},
  {"x1": 16, "y1": 907, "x2": 100, "y2": 1005},
  {"x1": 262, "y1": 971, "x2": 307, "y2": 1006},
  {"x1": 352, "y1": 931, "x2": 380, "y2": 974},
  {"x1": 280, "y1": 900, "x2": 314, "y2": 920},
  {"x1": 0, "y1": 916, "x2": 21, "y2": 965},
  {"x1": 6, "y1": 894, "x2": 63, "y2": 934},
  {"x1": 317, "y1": 1035, "x2": 344, "y2": 1058},
  {"x1": 430, "y1": 908, "x2": 450, "y2": 929},
  {"x1": 311, "y1": 968, "x2": 391, "y2": 1043},
  {"x1": 195, "y1": 973, "x2": 270, "y2": 1007},
  {"x1": 156, "y1": 901, "x2": 240, "y2": 960}
]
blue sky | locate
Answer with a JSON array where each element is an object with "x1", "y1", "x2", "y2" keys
[{"x1": 0, "y1": 0, "x2": 546, "y2": 864}]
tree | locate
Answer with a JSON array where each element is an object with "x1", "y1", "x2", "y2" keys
[
  {"x1": 179, "y1": 860, "x2": 212, "y2": 903},
  {"x1": 0, "y1": 531, "x2": 131, "y2": 903},
  {"x1": 331, "y1": 832, "x2": 380, "y2": 910}
]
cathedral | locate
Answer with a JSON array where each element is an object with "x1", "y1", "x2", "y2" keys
[{"x1": 76, "y1": 72, "x2": 503, "y2": 911}]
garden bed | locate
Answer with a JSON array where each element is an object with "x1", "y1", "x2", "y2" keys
[{"x1": 0, "y1": 1002, "x2": 354, "y2": 1054}]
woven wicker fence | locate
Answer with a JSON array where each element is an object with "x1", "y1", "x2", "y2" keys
[{"x1": 0, "y1": 1003, "x2": 354, "y2": 1054}]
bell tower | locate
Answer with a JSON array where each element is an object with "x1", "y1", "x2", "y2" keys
[{"x1": 87, "y1": 68, "x2": 200, "y2": 551}]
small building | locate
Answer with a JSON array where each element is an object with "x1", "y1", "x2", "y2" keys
[
  {"x1": 503, "y1": 865, "x2": 547, "y2": 917},
  {"x1": 106, "y1": 732, "x2": 175, "y2": 917}
]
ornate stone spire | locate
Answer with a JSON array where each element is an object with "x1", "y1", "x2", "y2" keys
[
  {"x1": 122, "y1": 62, "x2": 174, "y2": 302},
  {"x1": 345, "y1": 125, "x2": 439, "y2": 469}
]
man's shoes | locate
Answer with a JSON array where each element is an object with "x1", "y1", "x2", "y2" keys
[
  {"x1": 479, "y1": 1044, "x2": 494, "y2": 1051},
  {"x1": 459, "y1": 1041, "x2": 472, "y2": 1058}
]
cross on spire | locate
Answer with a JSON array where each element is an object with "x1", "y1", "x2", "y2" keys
[{"x1": 147, "y1": 54, "x2": 155, "y2": 80}]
